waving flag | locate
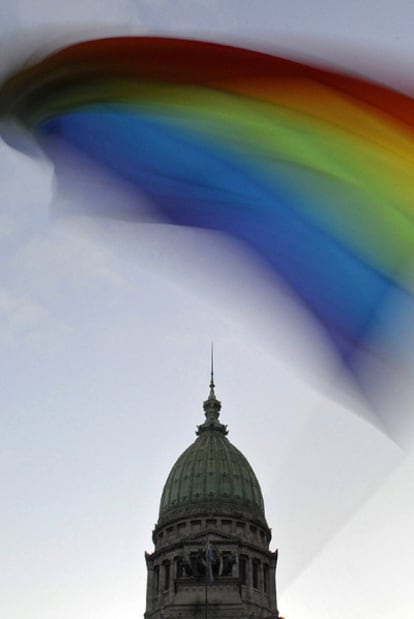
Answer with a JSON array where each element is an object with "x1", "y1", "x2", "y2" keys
[
  {"x1": 205, "y1": 538, "x2": 214, "y2": 586},
  {"x1": 1, "y1": 36, "x2": 414, "y2": 413}
]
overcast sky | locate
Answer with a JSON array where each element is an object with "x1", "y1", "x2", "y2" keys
[{"x1": 1, "y1": 2, "x2": 414, "y2": 619}]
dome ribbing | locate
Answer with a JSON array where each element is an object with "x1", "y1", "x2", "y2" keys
[{"x1": 158, "y1": 367, "x2": 266, "y2": 527}]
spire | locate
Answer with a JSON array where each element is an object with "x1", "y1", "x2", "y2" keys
[
  {"x1": 209, "y1": 341, "x2": 216, "y2": 399},
  {"x1": 196, "y1": 344, "x2": 228, "y2": 435}
]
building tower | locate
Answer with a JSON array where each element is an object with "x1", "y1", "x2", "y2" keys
[{"x1": 145, "y1": 366, "x2": 279, "y2": 619}]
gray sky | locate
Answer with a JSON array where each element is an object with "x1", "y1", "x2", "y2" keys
[{"x1": 1, "y1": 2, "x2": 414, "y2": 618}]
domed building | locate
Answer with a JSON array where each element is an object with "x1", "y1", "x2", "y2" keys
[{"x1": 144, "y1": 367, "x2": 280, "y2": 619}]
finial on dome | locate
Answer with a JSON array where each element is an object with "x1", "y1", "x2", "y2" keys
[
  {"x1": 196, "y1": 343, "x2": 227, "y2": 435},
  {"x1": 209, "y1": 341, "x2": 215, "y2": 399}
]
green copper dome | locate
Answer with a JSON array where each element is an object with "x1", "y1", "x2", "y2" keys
[{"x1": 158, "y1": 369, "x2": 266, "y2": 527}]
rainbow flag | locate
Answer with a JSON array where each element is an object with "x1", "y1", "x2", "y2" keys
[{"x1": 2, "y1": 36, "x2": 414, "y2": 397}]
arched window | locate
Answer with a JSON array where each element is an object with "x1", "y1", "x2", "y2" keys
[
  {"x1": 239, "y1": 555, "x2": 247, "y2": 585},
  {"x1": 252, "y1": 560, "x2": 259, "y2": 589},
  {"x1": 263, "y1": 564, "x2": 269, "y2": 593},
  {"x1": 163, "y1": 561, "x2": 170, "y2": 591},
  {"x1": 154, "y1": 566, "x2": 160, "y2": 594}
]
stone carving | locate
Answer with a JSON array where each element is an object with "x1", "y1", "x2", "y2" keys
[
  {"x1": 177, "y1": 554, "x2": 193, "y2": 577},
  {"x1": 221, "y1": 552, "x2": 237, "y2": 576},
  {"x1": 176, "y1": 548, "x2": 239, "y2": 579},
  {"x1": 196, "y1": 546, "x2": 220, "y2": 577}
]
